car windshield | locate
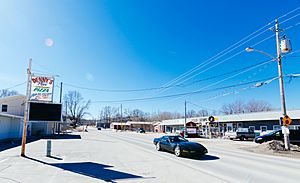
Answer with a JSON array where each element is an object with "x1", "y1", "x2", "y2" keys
[
  {"x1": 169, "y1": 136, "x2": 187, "y2": 142},
  {"x1": 268, "y1": 130, "x2": 281, "y2": 136}
]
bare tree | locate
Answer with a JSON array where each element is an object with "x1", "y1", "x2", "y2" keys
[
  {"x1": 187, "y1": 109, "x2": 197, "y2": 118},
  {"x1": 0, "y1": 89, "x2": 18, "y2": 98},
  {"x1": 221, "y1": 100, "x2": 245, "y2": 114},
  {"x1": 221, "y1": 99, "x2": 272, "y2": 114},
  {"x1": 221, "y1": 103, "x2": 235, "y2": 115},
  {"x1": 197, "y1": 109, "x2": 209, "y2": 117},
  {"x1": 130, "y1": 109, "x2": 146, "y2": 121},
  {"x1": 99, "y1": 106, "x2": 118, "y2": 123},
  {"x1": 64, "y1": 91, "x2": 90, "y2": 127},
  {"x1": 245, "y1": 100, "x2": 272, "y2": 113}
]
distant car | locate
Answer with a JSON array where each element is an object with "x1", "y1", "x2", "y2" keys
[
  {"x1": 137, "y1": 128, "x2": 145, "y2": 133},
  {"x1": 255, "y1": 129, "x2": 300, "y2": 145},
  {"x1": 153, "y1": 135, "x2": 208, "y2": 157}
]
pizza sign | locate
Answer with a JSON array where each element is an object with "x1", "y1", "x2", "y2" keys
[{"x1": 30, "y1": 76, "x2": 54, "y2": 102}]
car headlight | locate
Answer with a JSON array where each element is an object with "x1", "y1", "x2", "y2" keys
[{"x1": 256, "y1": 137, "x2": 262, "y2": 141}]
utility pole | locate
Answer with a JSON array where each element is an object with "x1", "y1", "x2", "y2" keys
[
  {"x1": 21, "y1": 58, "x2": 32, "y2": 157},
  {"x1": 59, "y1": 82, "x2": 63, "y2": 103},
  {"x1": 184, "y1": 100, "x2": 187, "y2": 137},
  {"x1": 120, "y1": 104, "x2": 123, "y2": 130},
  {"x1": 275, "y1": 19, "x2": 290, "y2": 150},
  {"x1": 58, "y1": 82, "x2": 63, "y2": 135}
]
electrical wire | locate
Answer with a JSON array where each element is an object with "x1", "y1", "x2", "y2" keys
[
  {"x1": 186, "y1": 101, "x2": 216, "y2": 112},
  {"x1": 170, "y1": 58, "x2": 275, "y2": 102},
  {"x1": 196, "y1": 73, "x2": 300, "y2": 104},
  {"x1": 148, "y1": 7, "x2": 300, "y2": 97},
  {"x1": 151, "y1": 29, "x2": 272, "y2": 97},
  {"x1": 63, "y1": 59, "x2": 275, "y2": 92},
  {"x1": 1, "y1": 82, "x2": 26, "y2": 91},
  {"x1": 91, "y1": 76, "x2": 277, "y2": 103}
]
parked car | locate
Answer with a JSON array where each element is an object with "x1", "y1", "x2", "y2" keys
[
  {"x1": 225, "y1": 128, "x2": 256, "y2": 141},
  {"x1": 255, "y1": 129, "x2": 300, "y2": 145},
  {"x1": 153, "y1": 135, "x2": 208, "y2": 157},
  {"x1": 137, "y1": 128, "x2": 145, "y2": 133}
]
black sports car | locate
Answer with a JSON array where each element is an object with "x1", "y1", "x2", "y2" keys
[{"x1": 153, "y1": 135, "x2": 208, "y2": 157}]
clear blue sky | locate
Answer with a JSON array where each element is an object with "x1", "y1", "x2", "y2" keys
[{"x1": 1, "y1": 0, "x2": 300, "y2": 118}]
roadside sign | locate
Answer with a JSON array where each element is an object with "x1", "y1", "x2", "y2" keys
[
  {"x1": 208, "y1": 116, "x2": 215, "y2": 122},
  {"x1": 282, "y1": 115, "x2": 292, "y2": 126},
  {"x1": 30, "y1": 75, "x2": 54, "y2": 102},
  {"x1": 281, "y1": 126, "x2": 290, "y2": 135},
  {"x1": 186, "y1": 128, "x2": 197, "y2": 134}
]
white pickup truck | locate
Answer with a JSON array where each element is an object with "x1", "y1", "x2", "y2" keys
[{"x1": 225, "y1": 128, "x2": 256, "y2": 141}]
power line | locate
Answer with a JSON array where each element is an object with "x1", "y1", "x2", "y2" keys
[
  {"x1": 91, "y1": 76, "x2": 277, "y2": 103},
  {"x1": 1, "y1": 82, "x2": 26, "y2": 91},
  {"x1": 186, "y1": 101, "x2": 216, "y2": 112},
  {"x1": 171, "y1": 47, "x2": 300, "y2": 102},
  {"x1": 170, "y1": 58, "x2": 274, "y2": 102},
  {"x1": 63, "y1": 59, "x2": 274, "y2": 92},
  {"x1": 91, "y1": 72, "x2": 300, "y2": 104},
  {"x1": 196, "y1": 73, "x2": 300, "y2": 104},
  {"x1": 148, "y1": 7, "x2": 300, "y2": 97}
]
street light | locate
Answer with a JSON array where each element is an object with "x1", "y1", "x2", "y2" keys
[
  {"x1": 246, "y1": 46, "x2": 290, "y2": 150},
  {"x1": 245, "y1": 20, "x2": 291, "y2": 150},
  {"x1": 245, "y1": 21, "x2": 291, "y2": 150}
]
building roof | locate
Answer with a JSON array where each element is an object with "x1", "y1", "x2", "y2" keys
[
  {"x1": 160, "y1": 110, "x2": 300, "y2": 126},
  {"x1": 110, "y1": 122, "x2": 129, "y2": 126},
  {"x1": 0, "y1": 95, "x2": 25, "y2": 102},
  {"x1": 216, "y1": 110, "x2": 300, "y2": 122},
  {"x1": 126, "y1": 121, "x2": 154, "y2": 125},
  {"x1": 0, "y1": 112, "x2": 23, "y2": 119}
]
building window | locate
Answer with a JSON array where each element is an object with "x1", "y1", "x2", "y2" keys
[
  {"x1": 260, "y1": 126, "x2": 267, "y2": 132},
  {"x1": 273, "y1": 125, "x2": 281, "y2": 130},
  {"x1": 249, "y1": 126, "x2": 255, "y2": 132},
  {"x1": 1, "y1": 105, "x2": 7, "y2": 112}
]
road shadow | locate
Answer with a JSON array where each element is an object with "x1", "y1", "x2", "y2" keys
[
  {"x1": 47, "y1": 155, "x2": 63, "y2": 161},
  {"x1": 24, "y1": 156, "x2": 144, "y2": 182},
  {"x1": 0, "y1": 134, "x2": 82, "y2": 152},
  {"x1": 184, "y1": 154, "x2": 220, "y2": 161},
  {"x1": 43, "y1": 134, "x2": 82, "y2": 140},
  {"x1": 0, "y1": 137, "x2": 40, "y2": 152},
  {"x1": 158, "y1": 150, "x2": 220, "y2": 161}
]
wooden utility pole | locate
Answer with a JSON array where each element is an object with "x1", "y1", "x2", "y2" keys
[
  {"x1": 275, "y1": 19, "x2": 290, "y2": 150},
  {"x1": 21, "y1": 58, "x2": 32, "y2": 157},
  {"x1": 184, "y1": 100, "x2": 187, "y2": 137},
  {"x1": 120, "y1": 104, "x2": 123, "y2": 130}
]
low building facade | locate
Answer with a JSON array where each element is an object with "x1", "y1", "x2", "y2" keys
[
  {"x1": 159, "y1": 110, "x2": 300, "y2": 138},
  {"x1": 0, "y1": 95, "x2": 55, "y2": 140}
]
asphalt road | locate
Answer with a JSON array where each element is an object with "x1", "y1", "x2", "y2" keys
[
  {"x1": 0, "y1": 128, "x2": 300, "y2": 183},
  {"x1": 100, "y1": 130, "x2": 300, "y2": 183}
]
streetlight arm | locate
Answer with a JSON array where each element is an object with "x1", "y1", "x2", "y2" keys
[{"x1": 245, "y1": 47, "x2": 277, "y2": 60}]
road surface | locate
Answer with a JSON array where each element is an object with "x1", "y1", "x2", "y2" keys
[{"x1": 0, "y1": 128, "x2": 300, "y2": 183}]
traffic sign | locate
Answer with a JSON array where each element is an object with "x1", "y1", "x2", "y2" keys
[
  {"x1": 208, "y1": 116, "x2": 215, "y2": 122},
  {"x1": 282, "y1": 115, "x2": 292, "y2": 126}
]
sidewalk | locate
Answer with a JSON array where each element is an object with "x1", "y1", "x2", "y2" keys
[{"x1": 0, "y1": 131, "x2": 143, "y2": 183}]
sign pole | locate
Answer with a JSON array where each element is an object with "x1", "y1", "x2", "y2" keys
[{"x1": 21, "y1": 58, "x2": 32, "y2": 157}]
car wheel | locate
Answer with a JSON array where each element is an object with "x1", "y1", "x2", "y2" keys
[
  {"x1": 240, "y1": 136, "x2": 245, "y2": 141},
  {"x1": 174, "y1": 145, "x2": 182, "y2": 157},
  {"x1": 156, "y1": 142, "x2": 161, "y2": 151}
]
